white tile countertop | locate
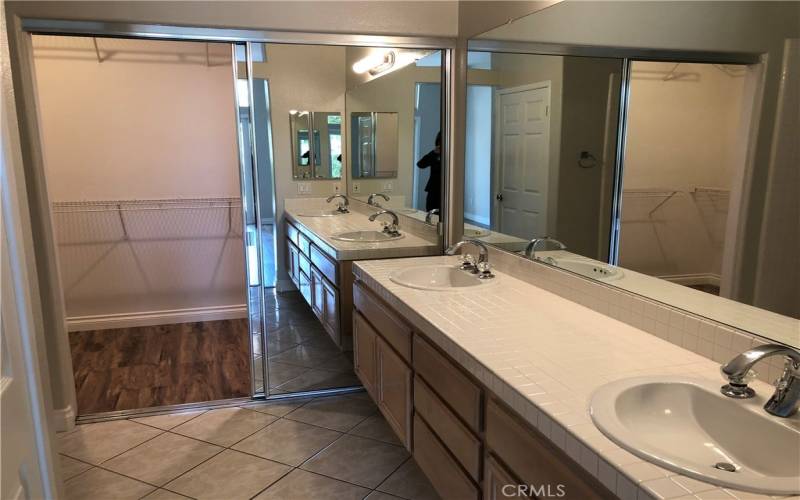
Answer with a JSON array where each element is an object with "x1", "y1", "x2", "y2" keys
[
  {"x1": 284, "y1": 207, "x2": 439, "y2": 261},
  {"x1": 353, "y1": 255, "x2": 800, "y2": 500}
]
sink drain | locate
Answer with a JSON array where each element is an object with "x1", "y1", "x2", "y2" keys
[{"x1": 714, "y1": 462, "x2": 737, "y2": 472}]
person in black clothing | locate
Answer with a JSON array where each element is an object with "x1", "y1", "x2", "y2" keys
[{"x1": 416, "y1": 131, "x2": 441, "y2": 212}]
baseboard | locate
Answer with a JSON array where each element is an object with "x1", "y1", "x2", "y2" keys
[
  {"x1": 53, "y1": 404, "x2": 76, "y2": 432},
  {"x1": 659, "y1": 273, "x2": 721, "y2": 287},
  {"x1": 67, "y1": 304, "x2": 248, "y2": 332}
]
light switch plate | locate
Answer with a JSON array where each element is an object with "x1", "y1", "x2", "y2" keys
[
  {"x1": 352, "y1": 182, "x2": 361, "y2": 193},
  {"x1": 333, "y1": 184, "x2": 341, "y2": 194},
  {"x1": 297, "y1": 182, "x2": 310, "y2": 194}
]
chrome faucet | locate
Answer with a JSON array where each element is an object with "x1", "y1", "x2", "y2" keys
[
  {"x1": 326, "y1": 194, "x2": 350, "y2": 213},
  {"x1": 425, "y1": 208, "x2": 440, "y2": 225},
  {"x1": 367, "y1": 193, "x2": 389, "y2": 207},
  {"x1": 525, "y1": 236, "x2": 567, "y2": 260},
  {"x1": 445, "y1": 239, "x2": 494, "y2": 279},
  {"x1": 369, "y1": 209, "x2": 401, "y2": 237},
  {"x1": 721, "y1": 344, "x2": 800, "y2": 418}
]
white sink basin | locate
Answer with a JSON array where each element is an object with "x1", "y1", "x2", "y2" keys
[
  {"x1": 296, "y1": 209, "x2": 344, "y2": 217},
  {"x1": 389, "y1": 265, "x2": 496, "y2": 291},
  {"x1": 551, "y1": 258, "x2": 622, "y2": 281},
  {"x1": 331, "y1": 230, "x2": 404, "y2": 242},
  {"x1": 590, "y1": 376, "x2": 800, "y2": 495}
]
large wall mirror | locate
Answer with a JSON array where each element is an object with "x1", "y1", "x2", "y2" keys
[
  {"x1": 465, "y1": 1, "x2": 799, "y2": 348},
  {"x1": 345, "y1": 47, "x2": 444, "y2": 220}
]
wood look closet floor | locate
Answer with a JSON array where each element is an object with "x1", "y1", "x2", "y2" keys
[{"x1": 70, "y1": 319, "x2": 251, "y2": 414}]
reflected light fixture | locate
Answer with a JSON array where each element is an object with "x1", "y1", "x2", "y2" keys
[{"x1": 352, "y1": 50, "x2": 396, "y2": 76}]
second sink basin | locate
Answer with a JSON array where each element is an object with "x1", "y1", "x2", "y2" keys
[
  {"x1": 331, "y1": 230, "x2": 404, "y2": 242},
  {"x1": 389, "y1": 265, "x2": 496, "y2": 291},
  {"x1": 590, "y1": 376, "x2": 800, "y2": 495}
]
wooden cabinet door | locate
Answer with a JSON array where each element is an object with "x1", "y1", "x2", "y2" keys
[
  {"x1": 310, "y1": 268, "x2": 324, "y2": 321},
  {"x1": 485, "y1": 455, "x2": 529, "y2": 499},
  {"x1": 286, "y1": 242, "x2": 299, "y2": 285},
  {"x1": 322, "y1": 279, "x2": 340, "y2": 345},
  {"x1": 376, "y1": 337, "x2": 412, "y2": 450},
  {"x1": 353, "y1": 312, "x2": 378, "y2": 399}
]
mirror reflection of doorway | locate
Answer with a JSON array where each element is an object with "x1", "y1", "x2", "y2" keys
[
  {"x1": 33, "y1": 35, "x2": 254, "y2": 414},
  {"x1": 413, "y1": 82, "x2": 441, "y2": 211},
  {"x1": 618, "y1": 60, "x2": 749, "y2": 298}
]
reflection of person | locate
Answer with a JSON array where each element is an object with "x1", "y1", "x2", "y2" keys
[{"x1": 416, "y1": 131, "x2": 441, "y2": 212}]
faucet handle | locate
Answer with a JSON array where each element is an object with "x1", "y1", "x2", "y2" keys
[
  {"x1": 721, "y1": 368, "x2": 758, "y2": 399},
  {"x1": 458, "y1": 254, "x2": 477, "y2": 271},
  {"x1": 476, "y1": 261, "x2": 495, "y2": 279}
]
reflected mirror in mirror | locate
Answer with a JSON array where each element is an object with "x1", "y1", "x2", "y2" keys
[
  {"x1": 346, "y1": 48, "x2": 443, "y2": 221},
  {"x1": 291, "y1": 110, "x2": 342, "y2": 179},
  {"x1": 351, "y1": 111, "x2": 398, "y2": 178},
  {"x1": 466, "y1": 1, "x2": 800, "y2": 348}
]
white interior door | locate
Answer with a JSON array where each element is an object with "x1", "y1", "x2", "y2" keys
[{"x1": 495, "y1": 83, "x2": 551, "y2": 239}]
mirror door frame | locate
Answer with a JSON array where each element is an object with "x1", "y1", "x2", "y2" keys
[{"x1": 16, "y1": 17, "x2": 456, "y2": 403}]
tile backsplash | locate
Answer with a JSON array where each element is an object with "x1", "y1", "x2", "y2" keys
[{"x1": 486, "y1": 247, "x2": 787, "y2": 384}]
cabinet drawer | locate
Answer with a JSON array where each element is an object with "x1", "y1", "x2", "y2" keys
[
  {"x1": 298, "y1": 252, "x2": 311, "y2": 277},
  {"x1": 286, "y1": 221, "x2": 299, "y2": 245},
  {"x1": 310, "y1": 244, "x2": 338, "y2": 286},
  {"x1": 413, "y1": 335, "x2": 482, "y2": 432},
  {"x1": 414, "y1": 376, "x2": 481, "y2": 480},
  {"x1": 297, "y1": 232, "x2": 311, "y2": 257},
  {"x1": 414, "y1": 414, "x2": 480, "y2": 500},
  {"x1": 286, "y1": 241, "x2": 299, "y2": 285},
  {"x1": 485, "y1": 399, "x2": 615, "y2": 500},
  {"x1": 377, "y1": 336, "x2": 412, "y2": 450},
  {"x1": 352, "y1": 281, "x2": 411, "y2": 362}
]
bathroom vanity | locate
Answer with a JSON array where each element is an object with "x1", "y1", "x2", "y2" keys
[
  {"x1": 352, "y1": 258, "x2": 616, "y2": 500},
  {"x1": 283, "y1": 200, "x2": 439, "y2": 350},
  {"x1": 351, "y1": 255, "x2": 798, "y2": 500}
]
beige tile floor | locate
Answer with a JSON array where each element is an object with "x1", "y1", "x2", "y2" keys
[
  {"x1": 251, "y1": 290, "x2": 361, "y2": 395},
  {"x1": 59, "y1": 394, "x2": 440, "y2": 500}
]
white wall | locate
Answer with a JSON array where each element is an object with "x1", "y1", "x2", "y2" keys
[
  {"x1": 619, "y1": 62, "x2": 745, "y2": 280},
  {"x1": 33, "y1": 36, "x2": 240, "y2": 201},
  {"x1": 33, "y1": 36, "x2": 246, "y2": 320},
  {"x1": 464, "y1": 84, "x2": 492, "y2": 225},
  {"x1": 624, "y1": 62, "x2": 745, "y2": 191}
]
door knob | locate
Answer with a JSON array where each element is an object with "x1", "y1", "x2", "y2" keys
[{"x1": 496, "y1": 194, "x2": 504, "y2": 201}]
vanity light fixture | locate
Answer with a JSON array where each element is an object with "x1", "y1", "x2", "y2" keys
[{"x1": 352, "y1": 50, "x2": 396, "y2": 75}]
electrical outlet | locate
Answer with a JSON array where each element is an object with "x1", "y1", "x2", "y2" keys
[
  {"x1": 352, "y1": 182, "x2": 361, "y2": 193},
  {"x1": 383, "y1": 181, "x2": 393, "y2": 192},
  {"x1": 297, "y1": 182, "x2": 310, "y2": 194}
]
